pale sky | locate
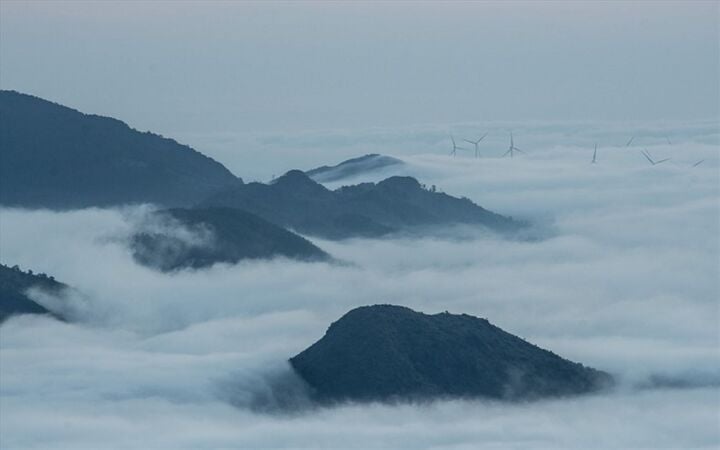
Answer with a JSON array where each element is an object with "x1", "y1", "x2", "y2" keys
[{"x1": 1, "y1": 1, "x2": 718, "y2": 134}]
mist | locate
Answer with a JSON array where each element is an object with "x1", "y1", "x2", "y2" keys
[
  {"x1": 1, "y1": 121, "x2": 718, "y2": 448},
  {"x1": 1, "y1": 1, "x2": 717, "y2": 134}
]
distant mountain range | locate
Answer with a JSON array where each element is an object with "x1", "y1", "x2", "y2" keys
[
  {"x1": 0, "y1": 264, "x2": 66, "y2": 322},
  {"x1": 0, "y1": 90, "x2": 241, "y2": 209},
  {"x1": 130, "y1": 207, "x2": 330, "y2": 271},
  {"x1": 1, "y1": 91, "x2": 524, "y2": 252},
  {"x1": 306, "y1": 154, "x2": 403, "y2": 183},
  {"x1": 291, "y1": 305, "x2": 612, "y2": 403},
  {"x1": 202, "y1": 170, "x2": 521, "y2": 239}
]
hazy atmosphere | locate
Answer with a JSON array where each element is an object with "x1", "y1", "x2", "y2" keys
[
  {"x1": 1, "y1": 1, "x2": 718, "y2": 133},
  {"x1": 0, "y1": 1, "x2": 718, "y2": 449}
]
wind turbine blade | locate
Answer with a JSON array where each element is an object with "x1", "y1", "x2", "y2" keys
[
  {"x1": 626, "y1": 136, "x2": 635, "y2": 147},
  {"x1": 655, "y1": 158, "x2": 670, "y2": 164},
  {"x1": 502, "y1": 148, "x2": 512, "y2": 157},
  {"x1": 479, "y1": 132, "x2": 488, "y2": 141},
  {"x1": 692, "y1": 160, "x2": 705, "y2": 167},
  {"x1": 640, "y1": 150, "x2": 654, "y2": 165},
  {"x1": 513, "y1": 147, "x2": 525, "y2": 153},
  {"x1": 463, "y1": 139, "x2": 474, "y2": 145},
  {"x1": 666, "y1": 136, "x2": 672, "y2": 145}
]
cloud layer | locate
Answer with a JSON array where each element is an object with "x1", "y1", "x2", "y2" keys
[{"x1": 0, "y1": 121, "x2": 718, "y2": 448}]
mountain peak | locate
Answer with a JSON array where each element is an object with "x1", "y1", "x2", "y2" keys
[
  {"x1": 306, "y1": 154, "x2": 404, "y2": 183},
  {"x1": 275, "y1": 169, "x2": 315, "y2": 184},
  {"x1": 290, "y1": 304, "x2": 612, "y2": 403},
  {"x1": 0, "y1": 91, "x2": 241, "y2": 209},
  {"x1": 272, "y1": 170, "x2": 328, "y2": 193},
  {"x1": 376, "y1": 176, "x2": 422, "y2": 191},
  {"x1": 130, "y1": 207, "x2": 330, "y2": 271}
]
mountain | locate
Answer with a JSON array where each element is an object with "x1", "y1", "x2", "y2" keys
[
  {"x1": 201, "y1": 170, "x2": 521, "y2": 239},
  {"x1": 335, "y1": 176, "x2": 517, "y2": 231},
  {"x1": 0, "y1": 264, "x2": 66, "y2": 322},
  {"x1": 130, "y1": 207, "x2": 330, "y2": 271},
  {"x1": 0, "y1": 90, "x2": 242, "y2": 209},
  {"x1": 306, "y1": 154, "x2": 403, "y2": 183},
  {"x1": 290, "y1": 305, "x2": 612, "y2": 403}
]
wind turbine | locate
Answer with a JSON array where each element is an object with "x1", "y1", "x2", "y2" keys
[
  {"x1": 626, "y1": 136, "x2": 635, "y2": 147},
  {"x1": 464, "y1": 132, "x2": 488, "y2": 158},
  {"x1": 641, "y1": 149, "x2": 670, "y2": 166},
  {"x1": 691, "y1": 160, "x2": 704, "y2": 167},
  {"x1": 449, "y1": 136, "x2": 467, "y2": 157},
  {"x1": 502, "y1": 132, "x2": 525, "y2": 158},
  {"x1": 591, "y1": 143, "x2": 598, "y2": 164}
]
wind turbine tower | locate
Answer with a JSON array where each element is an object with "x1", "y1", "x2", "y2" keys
[
  {"x1": 464, "y1": 133, "x2": 488, "y2": 158},
  {"x1": 502, "y1": 132, "x2": 525, "y2": 159}
]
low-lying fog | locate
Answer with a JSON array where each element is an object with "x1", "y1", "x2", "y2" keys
[{"x1": 1, "y1": 122, "x2": 718, "y2": 448}]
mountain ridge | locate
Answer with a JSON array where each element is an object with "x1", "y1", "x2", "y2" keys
[
  {"x1": 130, "y1": 207, "x2": 330, "y2": 271},
  {"x1": 202, "y1": 170, "x2": 522, "y2": 239},
  {"x1": 306, "y1": 153, "x2": 403, "y2": 183},
  {"x1": 290, "y1": 305, "x2": 612, "y2": 403},
  {"x1": 0, "y1": 90, "x2": 242, "y2": 209},
  {"x1": 0, "y1": 263, "x2": 66, "y2": 322}
]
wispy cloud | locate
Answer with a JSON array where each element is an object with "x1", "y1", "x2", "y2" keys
[{"x1": 0, "y1": 122, "x2": 718, "y2": 448}]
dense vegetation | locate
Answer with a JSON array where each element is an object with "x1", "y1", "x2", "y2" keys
[
  {"x1": 202, "y1": 170, "x2": 522, "y2": 239},
  {"x1": 0, "y1": 90, "x2": 241, "y2": 209},
  {"x1": 306, "y1": 153, "x2": 403, "y2": 183},
  {"x1": 130, "y1": 207, "x2": 330, "y2": 271},
  {"x1": 291, "y1": 305, "x2": 612, "y2": 403},
  {"x1": 0, "y1": 264, "x2": 65, "y2": 322}
]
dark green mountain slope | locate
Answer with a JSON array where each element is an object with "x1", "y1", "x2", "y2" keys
[
  {"x1": 0, "y1": 264, "x2": 66, "y2": 322},
  {"x1": 130, "y1": 207, "x2": 330, "y2": 271},
  {"x1": 290, "y1": 305, "x2": 612, "y2": 403},
  {"x1": 201, "y1": 170, "x2": 521, "y2": 239},
  {"x1": 0, "y1": 90, "x2": 241, "y2": 209}
]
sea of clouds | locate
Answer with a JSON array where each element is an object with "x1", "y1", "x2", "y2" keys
[{"x1": 0, "y1": 121, "x2": 718, "y2": 448}]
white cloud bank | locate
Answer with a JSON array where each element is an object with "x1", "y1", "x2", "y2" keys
[{"x1": 0, "y1": 121, "x2": 718, "y2": 448}]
